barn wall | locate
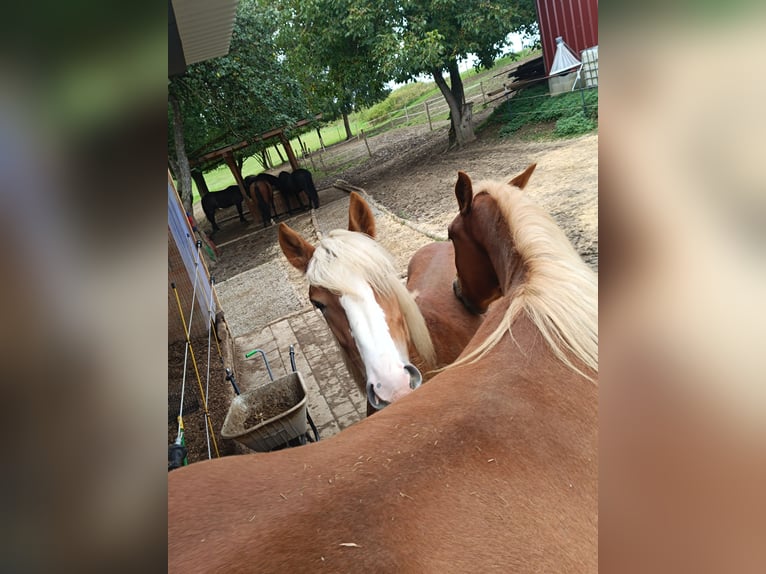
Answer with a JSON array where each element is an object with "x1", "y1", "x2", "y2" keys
[
  {"x1": 168, "y1": 175, "x2": 216, "y2": 344},
  {"x1": 535, "y1": 0, "x2": 598, "y2": 74},
  {"x1": 168, "y1": 228, "x2": 210, "y2": 343}
]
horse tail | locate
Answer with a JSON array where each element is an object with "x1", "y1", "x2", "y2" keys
[{"x1": 251, "y1": 181, "x2": 273, "y2": 226}]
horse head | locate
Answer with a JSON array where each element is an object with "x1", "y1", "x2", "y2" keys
[
  {"x1": 449, "y1": 163, "x2": 537, "y2": 314},
  {"x1": 278, "y1": 192, "x2": 434, "y2": 413}
]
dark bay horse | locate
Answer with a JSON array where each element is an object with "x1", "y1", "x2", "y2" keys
[
  {"x1": 279, "y1": 168, "x2": 320, "y2": 210},
  {"x1": 168, "y1": 173, "x2": 598, "y2": 572},
  {"x1": 279, "y1": 192, "x2": 435, "y2": 414},
  {"x1": 201, "y1": 185, "x2": 248, "y2": 234}
]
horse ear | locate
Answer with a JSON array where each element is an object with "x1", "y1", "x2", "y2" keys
[
  {"x1": 455, "y1": 171, "x2": 474, "y2": 215},
  {"x1": 508, "y1": 163, "x2": 537, "y2": 190},
  {"x1": 278, "y1": 223, "x2": 315, "y2": 273},
  {"x1": 348, "y1": 191, "x2": 376, "y2": 238}
]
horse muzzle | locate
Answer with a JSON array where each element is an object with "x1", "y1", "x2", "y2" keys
[{"x1": 366, "y1": 363, "x2": 423, "y2": 411}]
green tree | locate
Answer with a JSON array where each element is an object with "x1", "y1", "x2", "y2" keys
[
  {"x1": 276, "y1": 0, "x2": 392, "y2": 140},
  {"x1": 282, "y1": 0, "x2": 538, "y2": 149},
  {"x1": 168, "y1": 0, "x2": 312, "y2": 208}
]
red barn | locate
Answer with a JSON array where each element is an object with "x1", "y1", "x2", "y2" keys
[{"x1": 535, "y1": 0, "x2": 598, "y2": 74}]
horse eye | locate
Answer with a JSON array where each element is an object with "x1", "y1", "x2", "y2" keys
[{"x1": 311, "y1": 300, "x2": 326, "y2": 312}]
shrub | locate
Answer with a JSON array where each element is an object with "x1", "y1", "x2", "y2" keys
[
  {"x1": 491, "y1": 82, "x2": 598, "y2": 138},
  {"x1": 554, "y1": 111, "x2": 596, "y2": 136}
]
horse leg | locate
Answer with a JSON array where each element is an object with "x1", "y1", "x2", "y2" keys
[
  {"x1": 294, "y1": 188, "x2": 307, "y2": 212},
  {"x1": 306, "y1": 176, "x2": 320, "y2": 209},
  {"x1": 203, "y1": 202, "x2": 220, "y2": 233},
  {"x1": 296, "y1": 172, "x2": 319, "y2": 209},
  {"x1": 235, "y1": 200, "x2": 248, "y2": 224}
]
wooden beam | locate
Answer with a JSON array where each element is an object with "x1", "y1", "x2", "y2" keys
[
  {"x1": 193, "y1": 140, "x2": 250, "y2": 164},
  {"x1": 190, "y1": 114, "x2": 324, "y2": 169},
  {"x1": 279, "y1": 133, "x2": 300, "y2": 171},
  {"x1": 222, "y1": 151, "x2": 258, "y2": 222}
]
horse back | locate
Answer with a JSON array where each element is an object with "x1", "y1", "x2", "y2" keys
[{"x1": 168, "y1": 357, "x2": 596, "y2": 572}]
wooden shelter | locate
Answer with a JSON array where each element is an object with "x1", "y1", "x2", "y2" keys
[{"x1": 188, "y1": 115, "x2": 322, "y2": 227}]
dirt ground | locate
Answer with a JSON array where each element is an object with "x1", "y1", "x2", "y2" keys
[
  {"x1": 175, "y1": 113, "x2": 597, "y2": 463},
  {"x1": 199, "y1": 116, "x2": 597, "y2": 283}
]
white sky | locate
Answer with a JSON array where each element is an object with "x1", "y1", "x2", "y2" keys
[{"x1": 387, "y1": 32, "x2": 529, "y2": 90}]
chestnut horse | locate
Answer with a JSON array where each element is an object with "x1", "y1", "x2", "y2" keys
[
  {"x1": 406, "y1": 163, "x2": 537, "y2": 362},
  {"x1": 167, "y1": 172, "x2": 598, "y2": 572},
  {"x1": 278, "y1": 192, "x2": 436, "y2": 414},
  {"x1": 243, "y1": 173, "x2": 277, "y2": 227},
  {"x1": 448, "y1": 169, "x2": 597, "y2": 378}
]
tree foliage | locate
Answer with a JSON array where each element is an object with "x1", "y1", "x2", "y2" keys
[
  {"x1": 274, "y1": 0, "x2": 393, "y2": 133},
  {"x1": 278, "y1": 0, "x2": 538, "y2": 147},
  {"x1": 168, "y1": 0, "x2": 312, "y2": 171}
]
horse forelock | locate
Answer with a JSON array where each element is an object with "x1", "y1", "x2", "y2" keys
[
  {"x1": 454, "y1": 180, "x2": 598, "y2": 381},
  {"x1": 306, "y1": 230, "x2": 435, "y2": 366}
]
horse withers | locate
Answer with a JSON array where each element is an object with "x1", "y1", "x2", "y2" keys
[
  {"x1": 278, "y1": 192, "x2": 435, "y2": 415},
  {"x1": 168, "y1": 167, "x2": 598, "y2": 572},
  {"x1": 201, "y1": 185, "x2": 248, "y2": 235}
]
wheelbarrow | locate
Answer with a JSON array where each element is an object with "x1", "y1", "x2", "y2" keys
[{"x1": 221, "y1": 345, "x2": 320, "y2": 452}]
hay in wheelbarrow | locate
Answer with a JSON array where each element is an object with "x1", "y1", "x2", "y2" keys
[{"x1": 221, "y1": 372, "x2": 308, "y2": 452}]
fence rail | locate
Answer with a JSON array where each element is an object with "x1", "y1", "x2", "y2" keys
[
  {"x1": 347, "y1": 66, "x2": 517, "y2": 136},
  {"x1": 293, "y1": 63, "x2": 598, "y2": 180}
]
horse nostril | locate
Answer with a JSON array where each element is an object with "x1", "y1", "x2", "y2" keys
[
  {"x1": 404, "y1": 363, "x2": 422, "y2": 390},
  {"x1": 366, "y1": 382, "x2": 388, "y2": 411}
]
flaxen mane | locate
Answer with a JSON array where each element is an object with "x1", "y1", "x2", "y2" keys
[
  {"x1": 307, "y1": 229, "x2": 437, "y2": 368},
  {"x1": 452, "y1": 180, "x2": 598, "y2": 381}
]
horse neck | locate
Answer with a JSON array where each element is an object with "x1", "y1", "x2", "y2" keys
[
  {"x1": 466, "y1": 306, "x2": 592, "y2": 399},
  {"x1": 482, "y1": 215, "x2": 526, "y2": 296}
]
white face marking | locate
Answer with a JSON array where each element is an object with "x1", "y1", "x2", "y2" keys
[{"x1": 339, "y1": 280, "x2": 412, "y2": 403}]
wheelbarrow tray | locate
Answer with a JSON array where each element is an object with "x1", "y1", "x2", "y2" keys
[{"x1": 221, "y1": 372, "x2": 308, "y2": 452}]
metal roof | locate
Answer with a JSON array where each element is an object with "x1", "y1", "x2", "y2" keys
[{"x1": 169, "y1": 0, "x2": 239, "y2": 76}]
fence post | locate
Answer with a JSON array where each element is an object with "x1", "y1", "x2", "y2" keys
[
  {"x1": 404, "y1": 105, "x2": 409, "y2": 122},
  {"x1": 481, "y1": 81, "x2": 486, "y2": 104},
  {"x1": 360, "y1": 130, "x2": 372, "y2": 157},
  {"x1": 580, "y1": 88, "x2": 587, "y2": 116},
  {"x1": 318, "y1": 148, "x2": 327, "y2": 171},
  {"x1": 425, "y1": 101, "x2": 433, "y2": 131}
]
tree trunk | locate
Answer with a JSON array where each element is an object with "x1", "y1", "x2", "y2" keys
[
  {"x1": 274, "y1": 145, "x2": 285, "y2": 165},
  {"x1": 432, "y1": 59, "x2": 476, "y2": 149},
  {"x1": 342, "y1": 111, "x2": 353, "y2": 140},
  {"x1": 169, "y1": 91, "x2": 194, "y2": 212}
]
